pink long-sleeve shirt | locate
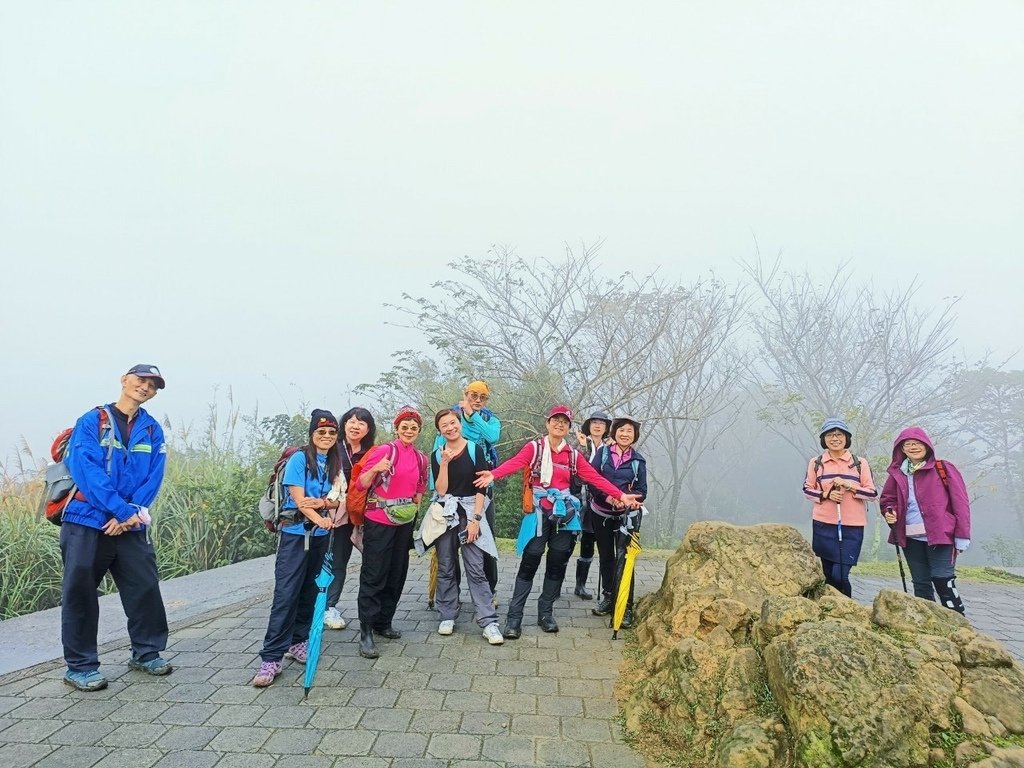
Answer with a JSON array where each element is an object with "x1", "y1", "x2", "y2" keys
[
  {"x1": 493, "y1": 439, "x2": 626, "y2": 507},
  {"x1": 803, "y1": 450, "x2": 877, "y2": 526},
  {"x1": 362, "y1": 441, "x2": 427, "y2": 526}
]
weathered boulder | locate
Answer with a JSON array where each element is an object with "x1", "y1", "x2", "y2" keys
[
  {"x1": 618, "y1": 522, "x2": 1024, "y2": 768},
  {"x1": 969, "y1": 746, "x2": 1024, "y2": 767}
]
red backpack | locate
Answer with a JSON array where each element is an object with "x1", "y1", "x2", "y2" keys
[
  {"x1": 346, "y1": 442, "x2": 428, "y2": 525},
  {"x1": 39, "y1": 406, "x2": 115, "y2": 525},
  {"x1": 520, "y1": 437, "x2": 580, "y2": 513}
]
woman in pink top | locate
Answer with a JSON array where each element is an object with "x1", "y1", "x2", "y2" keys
[
  {"x1": 802, "y1": 417, "x2": 876, "y2": 598},
  {"x1": 475, "y1": 405, "x2": 641, "y2": 639},
  {"x1": 355, "y1": 407, "x2": 428, "y2": 659}
]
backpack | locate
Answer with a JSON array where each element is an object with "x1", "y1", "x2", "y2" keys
[
  {"x1": 258, "y1": 446, "x2": 302, "y2": 533},
  {"x1": 346, "y1": 442, "x2": 428, "y2": 525},
  {"x1": 521, "y1": 437, "x2": 580, "y2": 513},
  {"x1": 597, "y1": 446, "x2": 641, "y2": 490},
  {"x1": 812, "y1": 453, "x2": 863, "y2": 497},
  {"x1": 38, "y1": 406, "x2": 115, "y2": 526}
]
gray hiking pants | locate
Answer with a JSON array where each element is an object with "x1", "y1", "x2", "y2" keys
[{"x1": 435, "y1": 512, "x2": 498, "y2": 627}]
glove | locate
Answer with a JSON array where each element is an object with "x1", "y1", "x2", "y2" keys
[{"x1": 955, "y1": 538, "x2": 970, "y2": 553}]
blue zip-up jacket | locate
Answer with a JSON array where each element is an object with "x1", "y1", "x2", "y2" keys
[
  {"x1": 587, "y1": 445, "x2": 647, "y2": 514},
  {"x1": 63, "y1": 404, "x2": 167, "y2": 529}
]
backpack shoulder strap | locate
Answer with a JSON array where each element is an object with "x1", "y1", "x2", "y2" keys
[
  {"x1": 631, "y1": 458, "x2": 640, "y2": 484},
  {"x1": 528, "y1": 437, "x2": 544, "y2": 480},
  {"x1": 849, "y1": 454, "x2": 862, "y2": 473},
  {"x1": 813, "y1": 455, "x2": 825, "y2": 487},
  {"x1": 98, "y1": 406, "x2": 116, "y2": 474},
  {"x1": 935, "y1": 459, "x2": 950, "y2": 488}
]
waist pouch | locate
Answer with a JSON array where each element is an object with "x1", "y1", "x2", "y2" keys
[{"x1": 371, "y1": 496, "x2": 418, "y2": 525}]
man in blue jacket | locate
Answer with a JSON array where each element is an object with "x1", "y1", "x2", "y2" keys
[
  {"x1": 431, "y1": 381, "x2": 502, "y2": 593},
  {"x1": 61, "y1": 364, "x2": 172, "y2": 691}
]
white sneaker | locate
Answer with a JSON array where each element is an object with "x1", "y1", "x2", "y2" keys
[
  {"x1": 482, "y1": 623, "x2": 504, "y2": 645},
  {"x1": 438, "y1": 620, "x2": 455, "y2": 636},
  {"x1": 324, "y1": 607, "x2": 347, "y2": 630}
]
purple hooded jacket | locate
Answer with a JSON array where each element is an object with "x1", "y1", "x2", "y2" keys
[{"x1": 879, "y1": 426, "x2": 971, "y2": 547}]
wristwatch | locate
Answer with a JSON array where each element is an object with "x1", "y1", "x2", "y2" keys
[{"x1": 470, "y1": 514, "x2": 482, "y2": 522}]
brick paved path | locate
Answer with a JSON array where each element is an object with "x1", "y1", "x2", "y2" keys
[
  {"x1": 1, "y1": 551, "x2": 1021, "y2": 768},
  {"x1": 0, "y1": 554, "x2": 658, "y2": 768}
]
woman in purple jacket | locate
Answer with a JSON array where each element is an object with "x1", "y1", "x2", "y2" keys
[{"x1": 879, "y1": 426, "x2": 971, "y2": 614}]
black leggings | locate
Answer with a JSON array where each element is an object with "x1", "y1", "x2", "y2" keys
[{"x1": 820, "y1": 559, "x2": 852, "y2": 598}]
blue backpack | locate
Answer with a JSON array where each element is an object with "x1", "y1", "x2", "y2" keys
[{"x1": 428, "y1": 440, "x2": 479, "y2": 492}]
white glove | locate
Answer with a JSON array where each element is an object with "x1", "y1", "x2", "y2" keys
[{"x1": 955, "y1": 538, "x2": 970, "y2": 553}]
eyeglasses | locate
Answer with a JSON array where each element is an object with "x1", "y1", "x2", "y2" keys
[
  {"x1": 902, "y1": 439, "x2": 925, "y2": 447},
  {"x1": 314, "y1": 429, "x2": 338, "y2": 437},
  {"x1": 824, "y1": 430, "x2": 847, "y2": 437},
  {"x1": 466, "y1": 393, "x2": 489, "y2": 402}
]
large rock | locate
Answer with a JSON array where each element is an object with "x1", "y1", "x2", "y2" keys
[{"x1": 619, "y1": 522, "x2": 1024, "y2": 768}]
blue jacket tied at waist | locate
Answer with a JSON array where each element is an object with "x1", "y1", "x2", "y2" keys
[{"x1": 515, "y1": 487, "x2": 582, "y2": 555}]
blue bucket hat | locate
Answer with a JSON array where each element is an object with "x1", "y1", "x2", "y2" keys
[{"x1": 819, "y1": 417, "x2": 852, "y2": 449}]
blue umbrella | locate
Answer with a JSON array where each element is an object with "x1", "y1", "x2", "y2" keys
[{"x1": 303, "y1": 531, "x2": 335, "y2": 699}]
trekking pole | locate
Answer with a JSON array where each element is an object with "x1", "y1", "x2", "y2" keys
[
  {"x1": 835, "y1": 490, "x2": 844, "y2": 592},
  {"x1": 885, "y1": 507, "x2": 908, "y2": 593}
]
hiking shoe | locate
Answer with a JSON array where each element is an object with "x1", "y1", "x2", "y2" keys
[
  {"x1": 483, "y1": 623, "x2": 505, "y2": 645},
  {"x1": 128, "y1": 656, "x2": 173, "y2": 676},
  {"x1": 324, "y1": 607, "x2": 347, "y2": 630},
  {"x1": 438, "y1": 620, "x2": 455, "y2": 636},
  {"x1": 592, "y1": 595, "x2": 613, "y2": 616},
  {"x1": 252, "y1": 660, "x2": 282, "y2": 688},
  {"x1": 63, "y1": 669, "x2": 108, "y2": 691},
  {"x1": 285, "y1": 642, "x2": 308, "y2": 663}
]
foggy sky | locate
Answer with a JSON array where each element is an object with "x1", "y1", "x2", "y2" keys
[{"x1": 1, "y1": 1, "x2": 1021, "y2": 467}]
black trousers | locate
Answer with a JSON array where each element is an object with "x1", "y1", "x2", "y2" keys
[
  {"x1": 260, "y1": 531, "x2": 329, "y2": 662},
  {"x1": 326, "y1": 522, "x2": 355, "y2": 608},
  {"x1": 358, "y1": 518, "x2": 414, "y2": 630},
  {"x1": 518, "y1": 516, "x2": 577, "y2": 583},
  {"x1": 592, "y1": 513, "x2": 625, "y2": 598},
  {"x1": 60, "y1": 522, "x2": 168, "y2": 672},
  {"x1": 483, "y1": 497, "x2": 498, "y2": 592}
]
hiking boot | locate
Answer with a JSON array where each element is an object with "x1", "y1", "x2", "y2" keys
[
  {"x1": 502, "y1": 576, "x2": 533, "y2": 641},
  {"x1": 537, "y1": 576, "x2": 562, "y2": 633},
  {"x1": 619, "y1": 606, "x2": 635, "y2": 629},
  {"x1": 252, "y1": 660, "x2": 282, "y2": 688},
  {"x1": 359, "y1": 626, "x2": 379, "y2": 659},
  {"x1": 483, "y1": 623, "x2": 505, "y2": 645},
  {"x1": 285, "y1": 642, "x2": 308, "y2": 663},
  {"x1": 63, "y1": 669, "x2": 108, "y2": 692},
  {"x1": 375, "y1": 626, "x2": 402, "y2": 640},
  {"x1": 128, "y1": 656, "x2": 173, "y2": 676},
  {"x1": 538, "y1": 615, "x2": 559, "y2": 633},
  {"x1": 574, "y1": 560, "x2": 593, "y2": 599},
  {"x1": 592, "y1": 594, "x2": 613, "y2": 616},
  {"x1": 438, "y1": 620, "x2": 455, "y2": 636},
  {"x1": 324, "y1": 607, "x2": 347, "y2": 630}
]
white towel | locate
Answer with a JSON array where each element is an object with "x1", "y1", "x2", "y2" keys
[{"x1": 539, "y1": 438, "x2": 565, "y2": 487}]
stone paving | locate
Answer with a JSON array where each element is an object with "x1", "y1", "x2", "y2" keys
[
  {"x1": 0, "y1": 554, "x2": 659, "y2": 768},
  {"x1": 1, "y1": 551, "x2": 1021, "y2": 768}
]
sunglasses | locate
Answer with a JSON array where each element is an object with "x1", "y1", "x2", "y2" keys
[{"x1": 314, "y1": 429, "x2": 338, "y2": 437}]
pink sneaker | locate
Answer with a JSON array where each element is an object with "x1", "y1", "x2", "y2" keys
[
  {"x1": 252, "y1": 660, "x2": 282, "y2": 688},
  {"x1": 285, "y1": 642, "x2": 308, "y2": 664}
]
